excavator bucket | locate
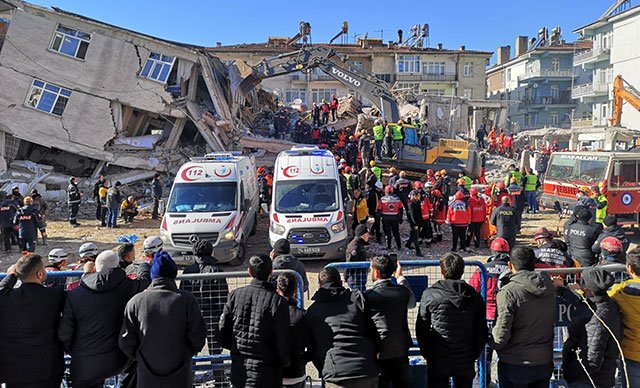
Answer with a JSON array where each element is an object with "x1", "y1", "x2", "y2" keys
[{"x1": 235, "y1": 60, "x2": 264, "y2": 95}]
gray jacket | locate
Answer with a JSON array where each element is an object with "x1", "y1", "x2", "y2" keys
[{"x1": 106, "y1": 187, "x2": 121, "y2": 210}]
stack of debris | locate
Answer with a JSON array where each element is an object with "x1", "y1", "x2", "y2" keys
[{"x1": 484, "y1": 153, "x2": 516, "y2": 183}]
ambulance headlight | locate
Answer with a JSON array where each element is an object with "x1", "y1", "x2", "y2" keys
[
  {"x1": 331, "y1": 220, "x2": 346, "y2": 234},
  {"x1": 270, "y1": 222, "x2": 286, "y2": 235},
  {"x1": 220, "y1": 230, "x2": 235, "y2": 242}
]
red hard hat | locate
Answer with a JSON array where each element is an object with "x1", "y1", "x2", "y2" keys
[
  {"x1": 496, "y1": 182, "x2": 506, "y2": 190},
  {"x1": 534, "y1": 228, "x2": 552, "y2": 240},
  {"x1": 454, "y1": 191, "x2": 464, "y2": 200},
  {"x1": 345, "y1": 166, "x2": 352, "y2": 173},
  {"x1": 458, "y1": 178, "x2": 466, "y2": 185},
  {"x1": 470, "y1": 188, "x2": 478, "y2": 196},
  {"x1": 601, "y1": 237, "x2": 623, "y2": 253},
  {"x1": 257, "y1": 167, "x2": 265, "y2": 174},
  {"x1": 384, "y1": 185, "x2": 394, "y2": 193},
  {"x1": 490, "y1": 237, "x2": 510, "y2": 252},
  {"x1": 426, "y1": 169, "x2": 434, "y2": 175},
  {"x1": 413, "y1": 181, "x2": 423, "y2": 189},
  {"x1": 432, "y1": 189, "x2": 441, "y2": 197}
]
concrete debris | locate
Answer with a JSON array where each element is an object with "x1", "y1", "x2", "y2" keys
[{"x1": 484, "y1": 153, "x2": 516, "y2": 183}]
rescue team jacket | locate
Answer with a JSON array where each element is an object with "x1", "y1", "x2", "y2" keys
[
  {"x1": 468, "y1": 196, "x2": 486, "y2": 223},
  {"x1": 535, "y1": 241, "x2": 574, "y2": 268},
  {"x1": 67, "y1": 183, "x2": 81, "y2": 205},
  {"x1": 0, "y1": 199, "x2": 17, "y2": 228},
  {"x1": 447, "y1": 200, "x2": 471, "y2": 226},
  {"x1": 432, "y1": 197, "x2": 447, "y2": 224},
  {"x1": 421, "y1": 197, "x2": 432, "y2": 220},
  {"x1": 394, "y1": 178, "x2": 412, "y2": 202},
  {"x1": 353, "y1": 197, "x2": 369, "y2": 223},
  {"x1": 14, "y1": 205, "x2": 45, "y2": 240},
  {"x1": 377, "y1": 195, "x2": 403, "y2": 219},
  {"x1": 469, "y1": 253, "x2": 510, "y2": 320}
]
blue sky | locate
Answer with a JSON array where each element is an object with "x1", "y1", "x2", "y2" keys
[{"x1": 30, "y1": 0, "x2": 612, "y2": 59}]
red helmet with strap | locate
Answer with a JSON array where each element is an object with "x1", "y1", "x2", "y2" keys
[
  {"x1": 490, "y1": 237, "x2": 510, "y2": 252},
  {"x1": 600, "y1": 236, "x2": 623, "y2": 253}
]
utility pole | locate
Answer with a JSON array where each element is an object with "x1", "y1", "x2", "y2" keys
[{"x1": 375, "y1": 29, "x2": 385, "y2": 41}]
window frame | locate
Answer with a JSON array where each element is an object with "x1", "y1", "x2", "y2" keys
[
  {"x1": 310, "y1": 88, "x2": 337, "y2": 104},
  {"x1": 551, "y1": 58, "x2": 561, "y2": 72},
  {"x1": 425, "y1": 61, "x2": 446, "y2": 76},
  {"x1": 610, "y1": 160, "x2": 639, "y2": 188},
  {"x1": 463, "y1": 62, "x2": 474, "y2": 77},
  {"x1": 25, "y1": 79, "x2": 72, "y2": 117},
  {"x1": 285, "y1": 88, "x2": 307, "y2": 105},
  {"x1": 397, "y1": 55, "x2": 421, "y2": 74},
  {"x1": 139, "y1": 52, "x2": 176, "y2": 84},
  {"x1": 49, "y1": 24, "x2": 91, "y2": 60}
]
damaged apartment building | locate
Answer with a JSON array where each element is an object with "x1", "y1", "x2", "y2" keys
[{"x1": 0, "y1": 0, "x2": 251, "y2": 196}]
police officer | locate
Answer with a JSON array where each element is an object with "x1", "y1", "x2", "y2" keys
[
  {"x1": 490, "y1": 196, "x2": 517, "y2": 250},
  {"x1": 564, "y1": 208, "x2": 599, "y2": 266},
  {"x1": 0, "y1": 191, "x2": 17, "y2": 252},
  {"x1": 507, "y1": 177, "x2": 525, "y2": 232},
  {"x1": 372, "y1": 119, "x2": 384, "y2": 160},
  {"x1": 378, "y1": 185, "x2": 403, "y2": 250},
  {"x1": 67, "y1": 177, "x2": 82, "y2": 227},
  {"x1": 14, "y1": 196, "x2": 46, "y2": 254},
  {"x1": 394, "y1": 171, "x2": 412, "y2": 215}
]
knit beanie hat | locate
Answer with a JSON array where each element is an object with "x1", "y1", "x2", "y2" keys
[
  {"x1": 95, "y1": 250, "x2": 119, "y2": 272},
  {"x1": 581, "y1": 267, "x2": 615, "y2": 295},
  {"x1": 150, "y1": 251, "x2": 178, "y2": 280},
  {"x1": 355, "y1": 224, "x2": 369, "y2": 237},
  {"x1": 273, "y1": 239, "x2": 290, "y2": 255}
]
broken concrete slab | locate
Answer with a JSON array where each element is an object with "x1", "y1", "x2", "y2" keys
[{"x1": 239, "y1": 135, "x2": 296, "y2": 154}]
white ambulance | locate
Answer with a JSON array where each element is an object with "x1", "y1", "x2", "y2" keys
[
  {"x1": 269, "y1": 146, "x2": 348, "y2": 260},
  {"x1": 161, "y1": 152, "x2": 259, "y2": 265}
]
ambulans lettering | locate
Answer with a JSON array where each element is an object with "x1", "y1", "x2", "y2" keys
[
  {"x1": 287, "y1": 217, "x2": 329, "y2": 223},
  {"x1": 172, "y1": 218, "x2": 222, "y2": 225},
  {"x1": 181, "y1": 166, "x2": 204, "y2": 182}
]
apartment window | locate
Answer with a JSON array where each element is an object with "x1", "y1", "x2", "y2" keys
[
  {"x1": 526, "y1": 63, "x2": 534, "y2": 74},
  {"x1": 311, "y1": 88, "x2": 337, "y2": 103},
  {"x1": 425, "y1": 89, "x2": 445, "y2": 96},
  {"x1": 349, "y1": 60, "x2": 364, "y2": 73},
  {"x1": 525, "y1": 114, "x2": 532, "y2": 127},
  {"x1": 602, "y1": 105, "x2": 608, "y2": 121},
  {"x1": 397, "y1": 83, "x2": 419, "y2": 92},
  {"x1": 140, "y1": 52, "x2": 175, "y2": 83},
  {"x1": 397, "y1": 55, "x2": 420, "y2": 73},
  {"x1": 26, "y1": 79, "x2": 71, "y2": 116},
  {"x1": 506, "y1": 69, "x2": 511, "y2": 82},
  {"x1": 375, "y1": 74, "x2": 391, "y2": 83},
  {"x1": 285, "y1": 89, "x2": 307, "y2": 104},
  {"x1": 550, "y1": 85, "x2": 559, "y2": 99},
  {"x1": 551, "y1": 113, "x2": 559, "y2": 125},
  {"x1": 463, "y1": 62, "x2": 474, "y2": 77},
  {"x1": 551, "y1": 58, "x2": 560, "y2": 71},
  {"x1": 50, "y1": 25, "x2": 91, "y2": 60},
  {"x1": 425, "y1": 61, "x2": 446, "y2": 75},
  {"x1": 463, "y1": 88, "x2": 473, "y2": 99}
]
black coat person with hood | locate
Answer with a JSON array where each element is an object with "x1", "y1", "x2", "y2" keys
[
  {"x1": 120, "y1": 252, "x2": 206, "y2": 388},
  {"x1": 564, "y1": 208, "x2": 600, "y2": 266},
  {"x1": 561, "y1": 267, "x2": 622, "y2": 388},
  {"x1": 271, "y1": 239, "x2": 309, "y2": 292},
  {"x1": 59, "y1": 250, "x2": 150, "y2": 387},
  {"x1": 344, "y1": 224, "x2": 370, "y2": 290},
  {"x1": 417, "y1": 253, "x2": 487, "y2": 387},
  {"x1": 592, "y1": 215, "x2": 630, "y2": 260}
]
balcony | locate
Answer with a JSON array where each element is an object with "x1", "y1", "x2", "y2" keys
[
  {"x1": 518, "y1": 69, "x2": 578, "y2": 82},
  {"x1": 521, "y1": 121, "x2": 572, "y2": 130},
  {"x1": 396, "y1": 73, "x2": 456, "y2": 82},
  {"x1": 572, "y1": 118, "x2": 594, "y2": 128},
  {"x1": 573, "y1": 46, "x2": 611, "y2": 66},
  {"x1": 571, "y1": 82, "x2": 609, "y2": 99},
  {"x1": 522, "y1": 94, "x2": 574, "y2": 107}
]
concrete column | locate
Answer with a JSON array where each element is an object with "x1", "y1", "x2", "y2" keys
[{"x1": 164, "y1": 117, "x2": 187, "y2": 150}]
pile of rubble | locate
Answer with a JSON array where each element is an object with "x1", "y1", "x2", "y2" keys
[{"x1": 484, "y1": 153, "x2": 517, "y2": 183}]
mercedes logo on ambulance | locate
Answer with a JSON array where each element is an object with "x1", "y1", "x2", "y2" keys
[{"x1": 188, "y1": 234, "x2": 200, "y2": 244}]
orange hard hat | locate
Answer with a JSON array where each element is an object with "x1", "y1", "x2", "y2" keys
[
  {"x1": 458, "y1": 178, "x2": 466, "y2": 185},
  {"x1": 490, "y1": 237, "x2": 510, "y2": 252}
]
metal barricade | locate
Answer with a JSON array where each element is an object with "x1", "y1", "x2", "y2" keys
[
  {"x1": 327, "y1": 260, "x2": 488, "y2": 388},
  {"x1": 0, "y1": 269, "x2": 305, "y2": 388}
]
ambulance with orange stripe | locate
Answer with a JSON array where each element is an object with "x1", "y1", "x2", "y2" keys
[
  {"x1": 161, "y1": 152, "x2": 259, "y2": 265},
  {"x1": 269, "y1": 146, "x2": 348, "y2": 260}
]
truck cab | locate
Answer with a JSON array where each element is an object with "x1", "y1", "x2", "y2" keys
[
  {"x1": 160, "y1": 152, "x2": 259, "y2": 265},
  {"x1": 269, "y1": 146, "x2": 348, "y2": 260}
]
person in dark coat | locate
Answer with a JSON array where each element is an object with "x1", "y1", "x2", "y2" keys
[
  {"x1": 344, "y1": 224, "x2": 370, "y2": 290},
  {"x1": 150, "y1": 173, "x2": 163, "y2": 220},
  {"x1": 119, "y1": 252, "x2": 206, "y2": 388},
  {"x1": 68, "y1": 176, "x2": 82, "y2": 226},
  {"x1": 270, "y1": 239, "x2": 309, "y2": 292},
  {"x1": 0, "y1": 254, "x2": 66, "y2": 388},
  {"x1": 0, "y1": 191, "x2": 17, "y2": 252},
  {"x1": 276, "y1": 272, "x2": 307, "y2": 388},
  {"x1": 592, "y1": 215, "x2": 630, "y2": 261},
  {"x1": 564, "y1": 208, "x2": 600, "y2": 266},
  {"x1": 364, "y1": 256, "x2": 416, "y2": 387},
  {"x1": 219, "y1": 255, "x2": 291, "y2": 388},
  {"x1": 406, "y1": 191, "x2": 424, "y2": 256},
  {"x1": 305, "y1": 267, "x2": 379, "y2": 388},
  {"x1": 561, "y1": 267, "x2": 622, "y2": 388},
  {"x1": 106, "y1": 181, "x2": 122, "y2": 229},
  {"x1": 417, "y1": 253, "x2": 487, "y2": 388},
  {"x1": 14, "y1": 195, "x2": 46, "y2": 254},
  {"x1": 59, "y1": 250, "x2": 150, "y2": 388},
  {"x1": 93, "y1": 175, "x2": 106, "y2": 221},
  {"x1": 10, "y1": 186, "x2": 23, "y2": 207},
  {"x1": 179, "y1": 240, "x2": 229, "y2": 357},
  {"x1": 490, "y1": 196, "x2": 518, "y2": 250},
  {"x1": 533, "y1": 228, "x2": 574, "y2": 268}
]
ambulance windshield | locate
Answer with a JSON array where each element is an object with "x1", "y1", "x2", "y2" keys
[
  {"x1": 167, "y1": 182, "x2": 236, "y2": 213},
  {"x1": 274, "y1": 180, "x2": 339, "y2": 213},
  {"x1": 546, "y1": 154, "x2": 608, "y2": 185}
]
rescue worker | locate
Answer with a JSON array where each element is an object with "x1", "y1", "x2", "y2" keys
[
  {"x1": 69, "y1": 242, "x2": 100, "y2": 271},
  {"x1": 126, "y1": 236, "x2": 163, "y2": 278},
  {"x1": 392, "y1": 120, "x2": 404, "y2": 159},
  {"x1": 507, "y1": 177, "x2": 525, "y2": 232},
  {"x1": 523, "y1": 168, "x2": 540, "y2": 214},
  {"x1": 490, "y1": 196, "x2": 517, "y2": 251},
  {"x1": 592, "y1": 215, "x2": 629, "y2": 261},
  {"x1": 372, "y1": 119, "x2": 384, "y2": 159},
  {"x1": 417, "y1": 182, "x2": 433, "y2": 246},
  {"x1": 120, "y1": 196, "x2": 139, "y2": 223},
  {"x1": 258, "y1": 167, "x2": 271, "y2": 214},
  {"x1": 431, "y1": 189, "x2": 447, "y2": 243},
  {"x1": 564, "y1": 208, "x2": 600, "y2": 267},
  {"x1": 351, "y1": 188, "x2": 369, "y2": 232},
  {"x1": 388, "y1": 167, "x2": 399, "y2": 186},
  {"x1": 370, "y1": 161, "x2": 382, "y2": 181},
  {"x1": 311, "y1": 102, "x2": 320, "y2": 127},
  {"x1": 10, "y1": 186, "x2": 24, "y2": 206},
  {"x1": 425, "y1": 169, "x2": 436, "y2": 185},
  {"x1": 367, "y1": 181, "x2": 383, "y2": 243},
  {"x1": 383, "y1": 123, "x2": 394, "y2": 159},
  {"x1": 467, "y1": 188, "x2": 486, "y2": 249},
  {"x1": 378, "y1": 185, "x2": 403, "y2": 251},
  {"x1": 447, "y1": 191, "x2": 471, "y2": 252},
  {"x1": 330, "y1": 94, "x2": 339, "y2": 121},
  {"x1": 435, "y1": 169, "x2": 451, "y2": 199},
  {"x1": 459, "y1": 171, "x2": 472, "y2": 190},
  {"x1": 504, "y1": 164, "x2": 523, "y2": 186},
  {"x1": 533, "y1": 228, "x2": 574, "y2": 268},
  {"x1": 598, "y1": 236, "x2": 625, "y2": 264},
  {"x1": 455, "y1": 178, "x2": 470, "y2": 203},
  {"x1": 68, "y1": 176, "x2": 82, "y2": 227},
  {"x1": 494, "y1": 181, "x2": 509, "y2": 207},
  {"x1": 45, "y1": 248, "x2": 68, "y2": 289},
  {"x1": 14, "y1": 196, "x2": 46, "y2": 254},
  {"x1": 488, "y1": 127, "x2": 497, "y2": 153},
  {"x1": 394, "y1": 171, "x2": 412, "y2": 216},
  {"x1": 0, "y1": 191, "x2": 17, "y2": 252},
  {"x1": 576, "y1": 186, "x2": 597, "y2": 224},
  {"x1": 503, "y1": 132, "x2": 513, "y2": 158},
  {"x1": 593, "y1": 185, "x2": 608, "y2": 228},
  {"x1": 406, "y1": 191, "x2": 424, "y2": 257}
]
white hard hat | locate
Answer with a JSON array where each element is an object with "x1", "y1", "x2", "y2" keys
[
  {"x1": 79, "y1": 242, "x2": 99, "y2": 258},
  {"x1": 340, "y1": 158, "x2": 346, "y2": 164},
  {"x1": 143, "y1": 236, "x2": 163, "y2": 253},
  {"x1": 375, "y1": 181, "x2": 383, "y2": 189},
  {"x1": 374, "y1": 119, "x2": 381, "y2": 125},
  {"x1": 48, "y1": 248, "x2": 68, "y2": 264}
]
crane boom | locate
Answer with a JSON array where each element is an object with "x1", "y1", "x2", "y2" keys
[
  {"x1": 609, "y1": 75, "x2": 640, "y2": 126},
  {"x1": 237, "y1": 46, "x2": 400, "y2": 122}
]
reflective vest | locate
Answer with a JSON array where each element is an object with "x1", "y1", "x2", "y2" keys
[
  {"x1": 371, "y1": 166, "x2": 381, "y2": 181},
  {"x1": 505, "y1": 170, "x2": 522, "y2": 185},
  {"x1": 373, "y1": 125, "x2": 384, "y2": 141},
  {"x1": 391, "y1": 125, "x2": 403, "y2": 141},
  {"x1": 525, "y1": 174, "x2": 538, "y2": 192},
  {"x1": 344, "y1": 173, "x2": 352, "y2": 190},
  {"x1": 595, "y1": 194, "x2": 608, "y2": 224},
  {"x1": 463, "y1": 176, "x2": 472, "y2": 190},
  {"x1": 421, "y1": 198, "x2": 432, "y2": 220}
]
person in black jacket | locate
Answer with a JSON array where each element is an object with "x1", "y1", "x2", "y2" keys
[
  {"x1": 560, "y1": 267, "x2": 622, "y2": 388},
  {"x1": 276, "y1": 272, "x2": 307, "y2": 388},
  {"x1": 270, "y1": 239, "x2": 309, "y2": 292},
  {"x1": 150, "y1": 173, "x2": 162, "y2": 220},
  {"x1": 345, "y1": 224, "x2": 370, "y2": 290},
  {"x1": 0, "y1": 254, "x2": 66, "y2": 388},
  {"x1": 592, "y1": 215, "x2": 630, "y2": 261},
  {"x1": 416, "y1": 253, "x2": 487, "y2": 388},
  {"x1": 93, "y1": 175, "x2": 105, "y2": 221},
  {"x1": 0, "y1": 191, "x2": 17, "y2": 252},
  {"x1": 58, "y1": 250, "x2": 150, "y2": 388},
  {"x1": 490, "y1": 196, "x2": 517, "y2": 251},
  {"x1": 305, "y1": 267, "x2": 379, "y2": 388},
  {"x1": 564, "y1": 208, "x2": 600, "y2": 266},
  {"x1": 119, "y1": 252, "x2": 206, "y2": 388},
  {"x1": 179, "y1": 240, "x2": 229, "y2": 357},
  {"x1": 14, "y1": 195, "x2": 46, "y2": 254},
  {"x1": 219, "y1": 255, "x2": 291, "y2": 388},
  {"x1": 68, "y1": 176, "x2": 82, "y2": 226},
  {"x1": 405, "y1": 191, "x2": 424, "y2": 256},
  {"x1": 364, "y1": 256, "x2": 416, "y2": 387}
]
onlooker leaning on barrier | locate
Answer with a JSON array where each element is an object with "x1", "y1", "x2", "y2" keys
[
  {"x1": 219, "y1": 255, "x2": 291, "y2": 388},
  {"x1": 345, "y1": 224, "x2": 371, "y2": 290},
  {"x1": 276, "y1": 272, "x2": 308, "y2": 388},
  {"x1": 271, "y1": 239, "x2": 309, "y2": 293},
  {"x1": 491, "y1": 246, "x2": 556, "y2": 388},
  {"x1": 469, "y1": 237, "x2": 510, "y2": 320},
  {"x1": 14, "y1": 195, "x2": 46, "y2": 254},
  {"x1": 417, "y1": 253, "x2": 487, "y2": 388},
  {"x1": 560, "y1": 267, "x2": 622, "y2": 388},
  {"x1": 610, "y1": 248, "x2": 640, "y2": 387},
  {"x1": 305, "y1": 267, "x2": 380, "y2": 388},
  {"x1": 0, "y1": 254, "x2": 66, "y2": 388},
  {"x1": 364, "y1": 256, "x2": 416, "y2": 388},
  {"x1": 120, "y1": 252, "x2": 206, "y2": 387},
  {"x1": 59, "y1": 250, "x2": 150, "y2": 388}
]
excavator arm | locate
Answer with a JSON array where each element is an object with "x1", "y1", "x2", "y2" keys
[
  {"x1": 610, "y1": 74, "x2": 640, "y2": 126},
  {"x1": 237, "y1": 46, "x2": 400, "y2": 122}
]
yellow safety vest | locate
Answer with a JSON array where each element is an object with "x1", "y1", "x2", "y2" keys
[
  {"x1": 391, "y1": 125, "x2": 403, "y2": 141},
  {"x1": 373, "y1": 125, "x2": 384, "y2": 141},
  {"x1": 525, "y1": 174, "x2": 538, "y2": 192},
  {"x1": 371, "y1": 166, "x2": 381, "y2": 180},
  {"x1": 595, "y1": 194, "x2": 608, "y2": 224},
  {"x1": 505, "y1": 170, "x2": 522, "y2": 185},
  {"x1": 463, "y1": 176, "x2": 472, "y2": 190}
]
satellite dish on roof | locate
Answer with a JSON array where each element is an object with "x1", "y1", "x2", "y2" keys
[{"x1": 533, "y1": 83, "x2": 539, "y2": 88}]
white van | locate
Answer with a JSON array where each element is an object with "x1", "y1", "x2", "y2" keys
[
  {"x1": 161, "y1": 152, "x2": 259, "y2": 265},
  {"x1": 269, "y1": 146, "x2": 348, "y2": 260}
]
